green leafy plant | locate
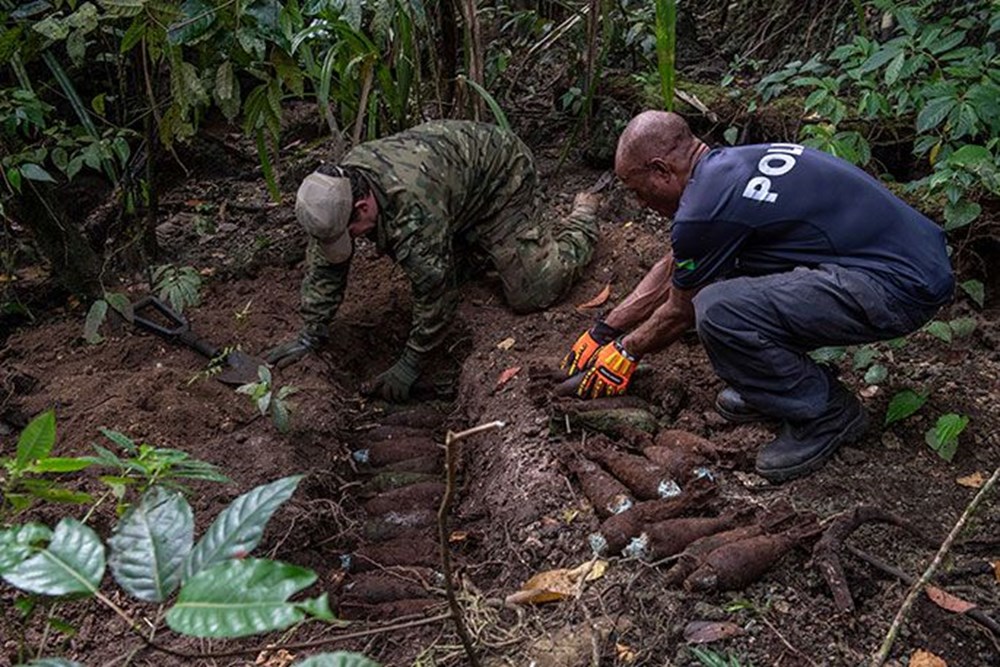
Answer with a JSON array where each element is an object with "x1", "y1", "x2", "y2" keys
[
  {"x1": 82, "y1": 292, "x2": 133, "y2": 344},
  {"x1": 151, "y1": 264, "x2": 202, "y2": 314},
  {"x1": 0, "y1": 475, "x2": 335, "y2": 642},
  {"x1": 885, "y1": 389, "x2": 929, "y2": 426},
  {"x1": 691, "y1": 646, "x2": 749, "y2": 667},
  {"x1": 923, "y1": 316, "x2": 978, "y2": 343},
  {"x1": 237, "y1": 365, "x2": 298, "y2": 434},
  {"x1": 84, "y1": 428, "x2": 229, "y2": 502},
  {"x1": 925, "y1": 413, "x2": 969, "y2": 462},
  {"x1": 1, "y1": 411, "x2": 93, "y2": 519}
]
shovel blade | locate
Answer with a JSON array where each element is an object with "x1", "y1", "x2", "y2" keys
[{"x1": 215, "y1": 350, "x2": 266, "y2": 386}]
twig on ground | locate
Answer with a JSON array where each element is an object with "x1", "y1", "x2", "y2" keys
[
  {"x1": 847, "y1": 545, "x2": 1000, "y2": 638},
  {"x1": 758, "y1": 613, "x2": 819, "y2": 667},
  {"x1": 813, "y1": 505, "x2": 927, "y2": 614},
  {"x1": 438, "y1": 420, "x2": 506, "y2": 667},
  {"x1": 871, "y1": 465, "x2": 1000, "y2": 666}
]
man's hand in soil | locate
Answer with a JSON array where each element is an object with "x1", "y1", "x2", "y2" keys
[
  {"x1": 577, "y1": 339, "x2": 638, "y2": 398},
  {"x1": 360, "y1": 349, "x2": 422, "y2": 403},
  {"x1": 561, "y1": 320, "x2": 622, "y2": 375},
  {"x1": 264, "y1": 331, "x2": 323, "y2": 368}
]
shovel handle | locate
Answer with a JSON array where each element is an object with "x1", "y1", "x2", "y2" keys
[
  {"x1": 179, "y1": 329, "x2": 221, "y2": 359},
  {"x1": 133, "y1": 296, "x2": 187, "y2": 336},
  {"x1": 133, "y1": 296, "x2": 221, "y2": 360}
]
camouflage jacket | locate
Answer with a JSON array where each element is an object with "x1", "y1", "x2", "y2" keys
[{"x1": 300, "y1": 120, "x2": 536, "y2": 357}]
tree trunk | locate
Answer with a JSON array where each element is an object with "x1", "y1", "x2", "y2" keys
[{"x1": 17, "y1": 182, "x2": 102, "y2": 299}]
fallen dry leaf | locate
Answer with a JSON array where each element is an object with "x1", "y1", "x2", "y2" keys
[
  {"x1": 926, "y1": 585, "x2": 976, "y2": 614},
  {"x1": 993, "y1": 560, "x2": 1000, "y2": 583},
  {"x1": 255, "y1": 648, "x2": 296, "y2": 667},
  {"x1": 683, "y1": 620, "x2": 745, "y2": 644},
  {"x1": 561, "y1": 508, "x2": 580, "y2": 524},
  {"x1": 910, "y1": 648, "x2": 947, "y2": 667},
  {"x1": 505, "y1": 559, "x2": 608, "y2": 605},
  {"x1": 496, "y1": 366, "x2": 521, "y2": 388},
  {"x1": 956, "y1": 471, "x2": 987, "y2": 488},
  {"x1": 576, "y1": 283, "x2": 611, "y2": 312},
  {"x1": 449, "y1": 530, "x2": 469, "y2": 543},
  {"x1": 497, "y1": 337, "x2": 516, "y2": 351},
  {"x1": 615, "y1": 642, "x2": 637, "y2": 663}
]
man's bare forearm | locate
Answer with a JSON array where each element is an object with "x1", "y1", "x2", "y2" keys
[
  {"x1": 620, "y1": 287, "x2": 697, "y2": 357},
  {"x1": 604, "y1": 252, "x2": 675, "y2": 332}
]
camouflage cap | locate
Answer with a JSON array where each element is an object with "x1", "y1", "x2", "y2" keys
[{"x1": 295, "y1": 172, "x2": 353, "y2": 264}]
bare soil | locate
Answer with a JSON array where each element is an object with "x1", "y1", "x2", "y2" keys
[{"x1": 1, "y1": 115, "x2": 999, "y2": 667}]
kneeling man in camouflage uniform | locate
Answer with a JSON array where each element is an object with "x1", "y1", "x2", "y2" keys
[{"x1": 267, "y1": 120, "x2": 599, "y2": 401}]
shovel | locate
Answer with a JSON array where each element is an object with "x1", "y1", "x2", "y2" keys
[{"x1": 132, "y1": 296, "x2": 264, "y2": 386}]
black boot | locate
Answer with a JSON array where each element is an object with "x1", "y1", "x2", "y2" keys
[
  {"x1": 715, "y1": 387, "x2": 769, "y2": 423},
  {"x1": 755, "y1": 383, "x2": 868, "y2": 483}
]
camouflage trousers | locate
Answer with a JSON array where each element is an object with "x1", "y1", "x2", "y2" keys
[{"x1": 465, "y1": 171, "x2": 598, "y2": 313}]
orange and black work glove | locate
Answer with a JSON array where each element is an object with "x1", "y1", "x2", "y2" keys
[
  {"x1": 577, "y1": 339, "x2": 638, "y2": 399},
  {"x1": 561, "y1": 320, "x2": 622, "y2": 376}
]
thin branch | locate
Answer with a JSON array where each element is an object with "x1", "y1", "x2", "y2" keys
[
  {"x1": 438, "y1": 420, "x2": 505, "y2": 667},
  {"x1": 871, "y1": 465, "x2": 1000, "y2": 665},
  {"x1": 847, "y1": 545, "x2": 1000, "y2": 638}
]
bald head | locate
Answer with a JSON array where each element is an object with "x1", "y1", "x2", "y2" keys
[{"x1": 615, "y1": 111, "x2": 696, "y2": 174}]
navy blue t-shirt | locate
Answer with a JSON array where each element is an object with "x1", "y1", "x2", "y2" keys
[{"x1": 671, "y1": 143, "x2": 954, "y2": 307}]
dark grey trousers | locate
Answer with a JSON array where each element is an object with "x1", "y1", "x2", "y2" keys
[{"x1": 693, "y1": 265, "x2": 946, "y2": 421}]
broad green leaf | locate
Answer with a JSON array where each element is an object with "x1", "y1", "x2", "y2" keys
[
  {"x1": 104, "y1": 292, "x2": 133, "y2": 322},
  {"x1": 959, "y1": 279, "x2": 984, "y2": 308},
  {"x1": 109, "y1": 487, "x2": 194, "y2": 602},
  {"x1": 18, "y1": 480, "x2": 93, "y2": 505},
  {"x1": 810, "y1": 346, "x2": 846, "y2": 363},
  {"x1": 66, "y1": 29, "x2": 86, "y2": 66},
  {"x1": 296, "y1": 593, "x2": 335, "y2": 621},
  {"x1": 99, "y1": 428, "x2": 138, "y2": 453},
  {"x1": 294, "y1": 653, "x2": 381, "y2": 667},
  {"x1": 167, "y1": 558, "x2": 315, "y2": 637},
  {"x1": 120, "y1": 16, "x2": 147, "y2": 51},
  {"x1": 925, "y1": 414, "x2": 969, "y2": 462},
  {"x1": 916, "y1": 97, "x2": 956, "y2": 133},
  {"x1": 864, "y1": 364, "x2": 888, "y2": 385},
  {"x1": 885, "y1": 51, "x2": 905, "y2": 86},
  {"x1": 271, "y1": 398, "x2": 291, "y2": 434},
  {"x1": 924, "y1": 320, "x2": 953, "y2": 343},
  {"x1": 20, "y1": 163, "x2": 56, "y2": 183},
  {"x1": 852, "y1": 345, "x2": 878, "y2": 370},
  {"x1": 98, "y1": 0, "x2": 147, "y2": 18},
  {"x1": 83, "y1": 299, "x2": 108, "y2": 344},
  {"x1": 944, "y1": 200, "x2": 981, "y2": 231},
  {"x1": 184, "y1": 475, "x2": 303, "y2": 580},
  {"x1": 167, "y1": 0, "x2": 218, "y2": 45},
  {"x1": 723, "y1": 127, "x2": 738, "y2": 145},
  {"x1": 948, "y1": 144, "x2": 991, "y2": 168},
  {"x1": 33, "y1": 16, "x2": 70, "y2": 41},
  {"x1": 949, "y1": 317, "x2": 977, "y2": 338},
  {"x1": 214, "y1": 61, "x2": 241, "y2": 121},
  {"x1": 859, "y1": 45, "x2": 901, "y2": 73},
  {"x1": 16, "y1": 410, "x2": 56, "y2": 471},
  {"x1": 885, "y1": 389, "x2": 929, "y2": 426},
  {"x1": 2, "y1": 518, "x2": 105, "y2": 596},
  {"x1": 7, "y1": 166, "x2": 22, "y2": 192},
  {"x1": 28, "y1": 457, "x2": 93, "y2": 473},
  {"x1": 0, "y1": 524, "x2": 52, "y2": 574}
]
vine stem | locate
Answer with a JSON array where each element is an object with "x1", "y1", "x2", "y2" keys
[
  {"x1": 438, "y1": 420, "x2": 506, "y2": 667},
  {"x1": 870, "y1": 464, "x2": 1000, "y2": 666}
]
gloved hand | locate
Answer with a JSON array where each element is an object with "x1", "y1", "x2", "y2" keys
[
  {"x1": 264, "y1": 331, "x2": 324, "y2": 369},
  {"x1": 360, "y1": 348, "x2": 423, "y2": 403},
  {"x1": 577, "y1": 339, "x2": 639, "y2": 399},
  {"x1": 561, "y1": 320, "x2": 622, "y2": 375}
]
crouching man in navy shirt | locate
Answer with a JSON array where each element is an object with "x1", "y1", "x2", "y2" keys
[{"x1": 561, "y1": 110, "x2": 954, "y2": 483}]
